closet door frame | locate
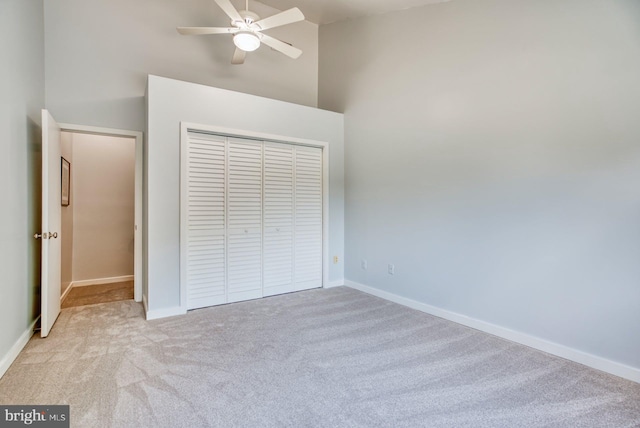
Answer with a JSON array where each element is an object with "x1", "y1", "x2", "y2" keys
[{"x1": 179, "y1": 122, "x2": 329, "y2": 313}]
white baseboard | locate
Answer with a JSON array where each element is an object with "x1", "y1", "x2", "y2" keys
[
  {"x1": 71, "y1": 275, "x2": 134, "y2": 287},
  {"x1": 60, "y1": 283, "x2": 73, "y2": 303},
  {"x1": 145, "y1": 305, "x2": 186, "y2": 321},
  {"x1": 325, "y1": 279, "x2": 345, "y2": 288},
  {"x1": 345, "y1": 280, "x2": 640, "y2": 384},
  {"x1": 142, "y1": 294, "x2": 148, "y2": 314},
  {"x1": 0, "y1": 317, "x2": 39, "y2": 380}
]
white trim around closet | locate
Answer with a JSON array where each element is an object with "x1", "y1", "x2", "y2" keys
[{"x1": 179, "y1": 122, "x2": 330, "y2": 313}]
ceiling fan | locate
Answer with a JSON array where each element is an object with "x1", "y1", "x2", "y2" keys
[{"x1": 177, "y1": 0, "x2": 305, "y2": 65}]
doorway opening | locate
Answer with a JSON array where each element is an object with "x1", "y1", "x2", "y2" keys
[{"x1": 58, "y1": 125, "x2": 143, "y2": 308}]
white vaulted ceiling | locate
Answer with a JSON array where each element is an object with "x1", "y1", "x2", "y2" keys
[{"x1": 255, "y1": 0, "x2": 451, "y2": 25}]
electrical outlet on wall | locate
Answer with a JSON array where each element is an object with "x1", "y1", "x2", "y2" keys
[
  {"x1": 333, "y1": 256, "x2": 339, "y2": 264},
  {"x1": 361, "y1": 259, "x2": 367, "y2": 270},
  {"x1": 388, "y1": 264, "x2": 395, "y2": 275}
]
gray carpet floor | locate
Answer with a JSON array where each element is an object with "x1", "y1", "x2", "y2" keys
[{"x1": 1, "y1": 287, "x2": 639, "y2": 427}]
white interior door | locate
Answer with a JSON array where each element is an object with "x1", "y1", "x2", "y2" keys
[
  {"x1": 227, "y1": 138, "x2": 263, "y2": 303},
  {"x1": 40, "y1": 109, "x2": 62, "y2": 337},
  {"x1": 184, "y1": 134, "x2": 227, "y2": 310},
  {"x1": 294, "y1": 146, "x2": 323, "y2": 291},
  {"x1": 263, "y1": 142, "x2": 294, "y2": 297}
]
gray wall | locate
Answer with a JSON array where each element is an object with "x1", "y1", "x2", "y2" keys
[
  {"x1": 0, "y1": 0, "x2": 44, "y2": 368},
  {"x1": 44, "y1": 0, "x2": 319, "y2": 132},
  {"x1": 319, "y1": 0, "x2": 640, "y2": 370},
  {"x1": 147, "y1": 76, "x2": 344, "y2": 313}
]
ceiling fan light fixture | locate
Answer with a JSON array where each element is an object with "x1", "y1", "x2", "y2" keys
[{"x1": 233, "y1": 32, "x2": 260, "y2": 52}]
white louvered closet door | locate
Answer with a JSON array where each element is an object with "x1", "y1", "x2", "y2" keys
[
  {"x1": 263, "y1": 143, "x2": 294, "y2": 297},
  {"x1": 183, "y1": 133, "x2": 324, "y2": 310},
  {"x1": 294, "y1": 146, "x2": 323, "y2": 291},
  {"x1": 185, "y1": 134, "x2": 226, "y2": 310},
  {"x1": 227, "y1": 138, "x2": 263, "y2": 303}
]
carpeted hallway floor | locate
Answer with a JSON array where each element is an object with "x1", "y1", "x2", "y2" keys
[
  {"x1": 61, "y1": 281, "x2": 134, "y2": 309},
  {"x1": 1, "y1": 287, "x2": 639, "y2": 427}
]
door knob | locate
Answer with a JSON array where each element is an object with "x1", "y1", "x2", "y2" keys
[{"x1": 34, "y1": 232, "x2": 58, "y2": 239}]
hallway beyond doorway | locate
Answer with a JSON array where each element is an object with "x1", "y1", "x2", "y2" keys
[{"x1": 61, "y1": 281, "x2": 133, "y2": 308}]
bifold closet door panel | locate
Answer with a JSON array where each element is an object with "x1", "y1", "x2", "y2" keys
[
  {"x1": 294, "y1": 146, "x2": 323, "y2": 291},
  {"x1": 263, "y1": 143, "x2": 294, "y2": 297},
  {"x1": 185, "y1": 134, "x2": 227, "y2": 309},
  {"x1": 227, "y1": 138, "x2": 263, "y2": 303}
]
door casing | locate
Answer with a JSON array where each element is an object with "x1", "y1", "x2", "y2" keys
[{"x1": 58, "y1": 123, "x2": 144, "y2": 303}]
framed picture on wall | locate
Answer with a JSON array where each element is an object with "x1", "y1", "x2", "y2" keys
[{"x1": 61, "y1": 157, "x2": 70, "y2": 206}]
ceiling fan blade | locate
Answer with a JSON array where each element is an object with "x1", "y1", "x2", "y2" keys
[
  {"x1": 253, "y1": 7, "x2": 305, "y2": 31},
  {"x1": 214, "y1": 0, "x2": 244, "y2": 24},
  {"x1": 259, "y1": 34, "x2": 302, "y2": 59},
  {"x1": 231, "y1": 48, "x2": 246, "y2": 65},
  {"x1": 177, "y1": 27, "x2": 238, "y2": 35}
]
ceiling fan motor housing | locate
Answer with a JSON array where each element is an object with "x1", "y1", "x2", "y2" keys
[{"x1": 237, "y1": 10, "x2": 260, "y2": 26}]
